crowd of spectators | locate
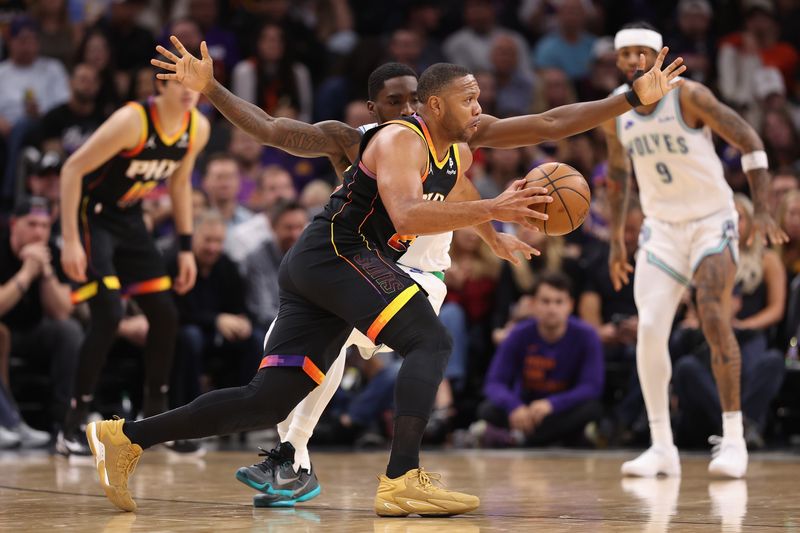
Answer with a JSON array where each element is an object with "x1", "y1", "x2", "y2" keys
[{"x1": 1, "y1": 0, "x2": 800, "y2": 453}]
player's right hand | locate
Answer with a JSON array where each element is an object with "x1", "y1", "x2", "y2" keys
[
  {"x1": 61, "y1": 239, "x2": 87, "y2": 283},
  {"x1": 152, "y1": 37, "x2": 214, "y2": 93},
  {"x1": 609, "y1": 237, "x2": 634, "y2": 292},
  {"x1": 489, "y1": 179, "x2": 552, "y2": 229}
]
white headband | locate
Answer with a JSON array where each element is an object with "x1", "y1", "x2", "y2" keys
[{"x1": 614, "y1": 29, "x2": 663, "y2": 52}]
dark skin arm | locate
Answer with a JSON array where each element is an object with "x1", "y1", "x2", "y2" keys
[
  {"x1": 680, "y1": 80, "x2": 788, "y2": 245},
  {"x1": 469, "y1": 47, "x2": 686, "y2": 149},
  {"x1": 366, "y1": 126, "x2": 551, "y2": 235},
  {"x1": 600, "y1": 117, "x2": 635, "y2": 292},
  {"x1": 153, "y1": 38, "x2": 361, "y2": 176}
]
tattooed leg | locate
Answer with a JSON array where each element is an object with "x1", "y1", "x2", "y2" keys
[{"x1": 693, "y1": 249, "x2": 741, "y2": 412}]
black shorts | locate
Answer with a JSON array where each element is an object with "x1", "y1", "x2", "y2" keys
[
  {"x1": 260, "y1": 220, "x2": 424, "y2": 384},
  {"x1": 72, "y1": 198, "x2": 170, "y2": 303}
]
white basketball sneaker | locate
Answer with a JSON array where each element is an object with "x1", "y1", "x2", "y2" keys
[
  {"x1": 621, "y1": 445, "x2": 681, "y2": 477},
  {"x1": 707, "y1": 436, "x2": 748, "y2": 478}
]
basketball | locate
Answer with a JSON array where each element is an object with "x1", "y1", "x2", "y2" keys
[{"x1": 524, "y1": 162, "x2": 591, "y2": 236}]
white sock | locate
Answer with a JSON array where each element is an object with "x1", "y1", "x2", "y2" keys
[
  {"x1": 649, "y1": 419, "x2": 674, "y2": 449},
  {"x1": 722, "y1": 411, "x2": 744, "y2": 441},
  {"x1": 285, "y1": 418, "x2": 313, "y2": 471}
]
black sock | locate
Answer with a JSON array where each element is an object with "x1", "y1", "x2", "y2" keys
[{"x1": 386, "y1": 415, "x2": 427, "y2": 478}]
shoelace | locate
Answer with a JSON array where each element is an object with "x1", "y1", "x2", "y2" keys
[
  {"x1": 254, "y1": 447, "x2": 286, "y2": 473},
  {"x1": 708, "y1": 435, "x2": 724, "y2": 459},
  {"x1": 415, "y1": 468, "x2": 444, "y2": 492}
]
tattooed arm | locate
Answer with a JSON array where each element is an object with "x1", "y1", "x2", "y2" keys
[
  {"x1": 601, "y1": 117, "x2": 635, "y2": 291},
  {"x1": 153, "y1": 37, "x2": 362, "y2": 176},
  {"x1": 681, "y1": 80, "x2": 787, "y2": 244}
]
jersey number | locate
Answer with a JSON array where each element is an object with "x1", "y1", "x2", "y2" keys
[{"x1": 655, "y1": 162, "x2": 672, "y2": 184}]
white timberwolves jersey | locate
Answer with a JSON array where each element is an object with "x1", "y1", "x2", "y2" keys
[
  {"x1": 613, "y1": 83, "x2": 734, "y2": 223},
  {"x1": 356, "y1": 122, "x2": 453, "y2": 272}
]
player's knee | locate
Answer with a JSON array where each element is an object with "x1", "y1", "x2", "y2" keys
[
  {"x1": 637, "y1": 312, "x2": 667, "y2": 343},
  {"x1": 141, "y1": 294, "x2": 179, "y2": 335},
  {"x1": 696, "y1": 300, "x2": 726, "y2": 333},
  {"x1": 90, "y1": 291, "x2": 124, "y2": 330}
]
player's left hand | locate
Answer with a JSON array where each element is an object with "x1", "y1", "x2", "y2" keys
[
  {"x1": 528, "y1": 399, "x2": 553, "y2": 426},
  {"x1": 490, "y1": 232, "x2": 540, "y2": 265},
  {"x1": 174, "y1": 251, "x2": 197, "y2": 295},
  {"x1": 750, "y1": 209, "x2": 789, "y2": 246},
  {"x1": 632, "y1": 47, "x2": 687, "y2": 106}
]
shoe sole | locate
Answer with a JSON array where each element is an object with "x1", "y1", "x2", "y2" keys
[
  {"x1": 374, "y1": 498, "x2": 480, "y2": 517},
  {"x1": 236, "y1": 470, "x2": 321, "y2": 501},
  {"x1": 252, "y1": 485, "x2": 322, "y2": 507},
  {"x1": 708, "y1": 465, "x2": 747, "y2": 479}
]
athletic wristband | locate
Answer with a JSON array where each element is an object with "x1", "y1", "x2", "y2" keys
[
  {"x1": 178, "y1": 234, "x2": 192, "y2": 252},
  {"x1": 741, "y1": 150, "x2": 768, "y2": 172},
  {"x1": 624, "y1": 90, "x2": 643, "y2": 108}
]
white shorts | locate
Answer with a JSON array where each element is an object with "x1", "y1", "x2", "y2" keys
[
  {"x1": 263, "y1": 264, "x2": 447, "y2": 357},
  {"x1": 636, "y1": 208, "x2": 739, "y2": 286}
]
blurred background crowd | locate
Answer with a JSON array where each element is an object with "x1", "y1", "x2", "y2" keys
[{"x1": 1, "y1": 0, "x2": 800, "y2": 453}]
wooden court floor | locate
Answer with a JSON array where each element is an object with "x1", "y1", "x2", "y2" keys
[{"x1": 1, "y1": 447, "x2": 798, "y2": 532}]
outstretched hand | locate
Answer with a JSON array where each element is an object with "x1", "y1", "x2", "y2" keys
[
  {"x1": 632, "y1": 47, "x2": 686, "y2": 106},
  {"x1": 151, "y1": 36, "x2": 214, "y2": 93}
]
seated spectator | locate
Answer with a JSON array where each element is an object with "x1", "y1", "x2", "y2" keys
[
  {"x1": 0, "y1": 322, "x2": 51, "y2": 448},
  {"x1": 474, "y1": 272, "x2": 604, "y2": 447},
  {"x1": 227, "y1": 127, "x2": 266, "y2": 207},
  {"x1": 20, "y1": 151, "x2": 63, "y2": 237},
  {"x1": 225, "y1": 165, "x2": 297, "y2": 265},
  {"x1": 532, "y1": 0, "x2": 596, "y2": 81},
  {"x1": 472, "y1": 147, "x2": 529, "y2": 200},
  {"x1": 673, "y1": 194, "x2": 786, "y2": 449},
  {"x1": 778, "y1": 190, "x2": 800, "y2": 279},
  {"x1": 769, "y1": 170, "x2": 798, "y2": 213},
  {"x1": 0, "y1": 16, "x2": 70, "y2": 206},
  {"x1": 184, "y1": 0, "x2": 240, "y2": 83},
  {"x1": 74, "y1": 29, "x2": 120, "y2": 116},
  {"x1": 492, "y1": 224, "x2": 582, "y2": 341},
  {"x1": 718, "y1": 0, "x2": 799, "y2": 111},
  {"x1": 242, "y1": 200, "x2": 308, "y2": 335},
  {"x1": 300, "y1": 179, "x2": 334, "y2": 218},
  {"x1": 531, "y1": 67, "x2": 577, "y2": 114},
  {"x1": 0, "y1": 197, "x2": 81, "y2": 432},
  {"x1": 443, "y1": 0, "x2": 530, "y2": 73},
  {"x1": 36, "y1": 63, "x2": 105, "y2": 157},
  {"x1": 489, "y1": 33, "x2": 534, "y2": 118},
  {"x1": 169, "y1": 211, "x2": 257, "y2": 406},
  {"x1": 577, "y1": 37, "x2": 621, "y2": 102},
  {"x1": 31, "y1": 0, "x2": 78, "y2": 69},
  {"x1": 441, "y1": 228, "x2": 501, "y2": 380},
  {"x1": 761, "y1": 108, "x2": 800, "y2": 173},
  {"x1": 232, "y1": 23, "x2": 313, "y2": 123},
  {"x1": 667, "y1": 0, "x2": 716, "y2": 85},
  {"x1": 201, "y1": 153, "x2": 253, "y2": 230}
]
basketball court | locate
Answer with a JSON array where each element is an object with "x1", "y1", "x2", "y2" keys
[{"x1": 1, "y1": 447, "x2": 796, "y2": 531}]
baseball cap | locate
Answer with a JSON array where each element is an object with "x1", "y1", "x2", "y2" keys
[
  {"x1": 36, "y1": 151, "x2": 64, "y2": 175},
  {"x1": 9, "y1": 16, "x2": 39, "y2": 38},
  {"x1": 12, "y1": 196, "x2": 51, "y2": 218}
]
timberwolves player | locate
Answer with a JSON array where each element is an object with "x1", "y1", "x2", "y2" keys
[
  {"x1": 603, "y1": 23, "x2": 786, "y2": 479},
  {"x1": 57, "y1": 75, "x2": 209, "y2": 458}
]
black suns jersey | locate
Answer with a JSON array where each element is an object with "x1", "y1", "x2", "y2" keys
[
  {"x1": 320, "y1": 114, "x2": 461, "y2": 262},
  {"x1": 83, "y1": 98, "x2": 200, "y2": 211}
]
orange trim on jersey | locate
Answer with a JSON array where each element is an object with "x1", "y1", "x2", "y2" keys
[
  {"x1": 414, "y1": 115, "x2": 452, "y2": 169},
  {"x1": 123, "y1": 276, "x2": 172, "y2": 296},
  {"x1": 366, "y1": 284, "x2": 420, "y2": 342},
  {"x1": 120, "y1": 102, "x2": 148, "y2": 158},
  {"x1": 382, "y1": 119, "x2": 435, "y2": 180},
  {"x1": 150, "y1": 100, "x2": 191, "y2": 146}
]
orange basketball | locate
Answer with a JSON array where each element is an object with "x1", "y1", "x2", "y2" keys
[{"x1": 524, "y1": 162, "x2": 591, "y2": 236}]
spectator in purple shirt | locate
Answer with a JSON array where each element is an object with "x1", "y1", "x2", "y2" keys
[{"x1": 476, "y1": 272, "x2": 604, "y2": 447}]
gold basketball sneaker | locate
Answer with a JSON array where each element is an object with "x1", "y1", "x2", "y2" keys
[
  {"x1": 374, "y1": 468, "x2": 480, "y2": 517},
  {"x1": 86, "y1": 418, "x2": 142, "y2": 512}
]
